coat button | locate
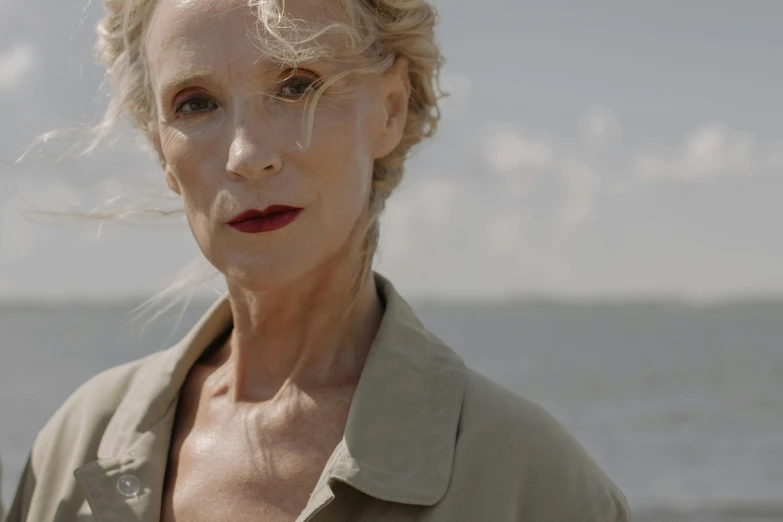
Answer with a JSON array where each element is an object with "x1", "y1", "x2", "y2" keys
[{"x1": 116, "y1": 474, "x2": 141, "y2": 498}]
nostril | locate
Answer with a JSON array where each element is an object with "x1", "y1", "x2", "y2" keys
[{"x1": 266, "y1": 154, "x2": 283, "y2": 173}]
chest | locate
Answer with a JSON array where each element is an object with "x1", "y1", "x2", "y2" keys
[
  {"x1": 159, "y1": 440, "x2": 333, "y2": 522},
  {"x1": 159, "y1": 379, "x2": 355, "y2": 522}
]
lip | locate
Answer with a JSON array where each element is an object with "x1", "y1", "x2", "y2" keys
[{"x1": 227, "y1": 205, "x2": 303, "y2": 234}]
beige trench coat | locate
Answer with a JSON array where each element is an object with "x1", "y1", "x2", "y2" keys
[{"x1": 7, "y1": 274, "x2": 631, "y2": 522}]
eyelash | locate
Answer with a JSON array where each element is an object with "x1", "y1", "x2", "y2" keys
[
  {"x1": 174, "y1": 97, "x2": 217, "y2": 115},
  {"x1": 174, "y1": 74, "x2": 319, "y2": 116},
  {"x1": 279, "y1": 76, "x2": 318, "y2": 98}
]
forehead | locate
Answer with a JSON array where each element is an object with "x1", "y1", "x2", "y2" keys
[
  {"x1": 146, "y1": 0, "x2": 254, "y2": 71},
  {"x1": 145, "y1": 0, "x2": 347, "y2": 75}
]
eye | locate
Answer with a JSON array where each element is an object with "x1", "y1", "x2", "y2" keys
[
  {"x1": 175, "y1": 97, "x2": 218, "y2": 115},
  {"x1": 279, "y1": 77, "x2": 317, "y2": 99}
]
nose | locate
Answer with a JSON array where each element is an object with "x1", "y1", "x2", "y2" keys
[{"x1": 226, "y1": 125, "x2": 283, "y2": 182}]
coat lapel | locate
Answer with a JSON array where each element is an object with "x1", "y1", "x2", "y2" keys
[
  {"x1": 296, "y1": 275, "x2": 467, "y2": 521},
  {"x1": 74, "y1": 293, "x2": 234, "y2": 521},
  {"x1": 74, "y1": 274, "x2": 467, "y2": 521}
]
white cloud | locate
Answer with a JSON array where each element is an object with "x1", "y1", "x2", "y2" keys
[
  {"x1": 378, "y1": 177, "x2": 459, "y2": 265},
  {"x1": 0, "y1": 43, "x2": 38, "y2": 91},
  {"x1": 578, "y1": 105, "x2": 621, "y2": 148},
  {"x1": 378, "y1": 178, "x2": 539, "y2": 299},
  {"x1": 482, "y1": 116, "x2": 607, "y2": 244},
  {"x1": 555, "y1": 159, "x2": 601, "y2": 242},
  {"x1": 485, "y1": 130, "x2": 553, "y2": 175},
  {"x1": 379, "y1": 117, "x2": 608, "y2": 297},
  {"x1": 484, "y1": 127, "x2": 553, "y2": 195},
  {"x1": 637, "y1": 123, "x2": 758, "y2": 182}
]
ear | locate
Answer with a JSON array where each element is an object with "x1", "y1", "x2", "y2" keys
[
  {"x1": 153, "y1": 134, "x2": 181, "y2": 196},
  {"x1": 373, "y1": 55, "x2": 411, "y2": 159}
]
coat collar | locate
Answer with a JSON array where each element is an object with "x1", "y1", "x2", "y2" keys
[{"x1": 74, "y1": 273, "x2": 467, "y2": 521}]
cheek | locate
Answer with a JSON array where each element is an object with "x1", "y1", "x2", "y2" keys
[
  {"x1": 159, "y1": 128, "x2": 227, "y2": 245},
  {"x1": 161, "y1": 128, "x2": 225, "y2": 201},
  {"x1": 306, "y1": 107, "x2": 375, "y2": 224}
]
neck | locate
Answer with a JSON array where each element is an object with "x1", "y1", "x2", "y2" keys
[{"x1": 217, "y1": 258, "x2": 383, "y2": 402}]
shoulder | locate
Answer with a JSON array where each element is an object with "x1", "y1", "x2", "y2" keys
[
  {"x1": 7, "y1": 350, "x2": 173, "y2": 522},
  {"x1": 458, "y1": 368, "x2": 591, "y2": 456},
  {"x1": 31, "y1": 350, "x2": 167, "y2": 468},
  {"x1": 449, "y1": 368, "x2": 630, "y2": 521}
]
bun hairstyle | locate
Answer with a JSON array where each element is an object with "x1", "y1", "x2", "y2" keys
[{"x1": 92, "y1": 0, "x2": 444, "y2": 320}]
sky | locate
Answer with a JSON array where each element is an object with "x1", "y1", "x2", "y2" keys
[{"x1": 1, "y1": 1, "x2": 782, "y2": 300}]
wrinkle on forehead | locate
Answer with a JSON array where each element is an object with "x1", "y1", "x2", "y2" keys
[
  {"x1": 147, "y1": 0, "x2": 355, "y2": 62},
  {"x1": 145, "y1": 0, "x2": 362, "y2": 104},
  {"x1": 146, "y1": 0, "x2": 250, "y2": 50},
  {"x1": 145, "y1": 0, "x2": 254, "y2": 85}
]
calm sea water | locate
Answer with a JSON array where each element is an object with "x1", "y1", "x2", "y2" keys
[{"x1": 1, "y1": 296, "x2": 782, "y2": 521}]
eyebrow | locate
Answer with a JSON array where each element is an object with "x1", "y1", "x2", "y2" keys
[
  {"x1": 154, "y1": 59, "x2": 340, "y2": 104},
  {"x1": 154, "y1": 62, "x2": 296, "y2": 101},
  {"x1": 156, "y1": 70, "x2": 220, "y2": 102}
]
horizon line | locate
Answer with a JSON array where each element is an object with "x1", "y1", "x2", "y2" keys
[{"x1": 2, "y1": 290, "x2": 783, "y2": 308}]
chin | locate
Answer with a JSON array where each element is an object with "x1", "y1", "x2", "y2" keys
[
  {"x1": 221, "y1": 261, "x2": 300, "y2": 292},
  {"x1": 203, "y1": 223, "x2": 358, "y2": 292},
  {"x1": 213, "y1": 247, "x2": 319, "y2": 293}
]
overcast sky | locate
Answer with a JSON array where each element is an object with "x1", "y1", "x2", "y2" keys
[{"x1": 1, "y1": 1, "x2": 781, "y2": 300}]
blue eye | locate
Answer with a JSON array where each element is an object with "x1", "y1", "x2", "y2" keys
[{"x1": 176, "y1": 97, "x2": 217, "y2": 115}]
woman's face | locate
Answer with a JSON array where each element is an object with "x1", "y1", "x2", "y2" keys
[{"x1": 145, "y1": 0, "x2": 409, "y2": 291}]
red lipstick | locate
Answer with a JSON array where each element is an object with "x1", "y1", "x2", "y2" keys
[{"x1": 227, "y1": 205, "x2": 303, "y2": 233}]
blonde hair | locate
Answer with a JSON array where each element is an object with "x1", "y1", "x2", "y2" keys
[{"x1": 56, "y1": 0, "x2": 443, "y2": 326}]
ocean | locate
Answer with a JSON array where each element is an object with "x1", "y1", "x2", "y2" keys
[{"x1": 1, "y1": 296, "x2": 781, "y2": 521}]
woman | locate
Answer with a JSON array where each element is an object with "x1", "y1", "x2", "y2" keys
[{"x1": 8, "y1": 0, "x2": 631, "y2": 520}]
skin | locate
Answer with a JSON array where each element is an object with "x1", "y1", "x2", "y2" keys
[{"x1": 144, "y1": 0, "x2": 411, "y2": 519}]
